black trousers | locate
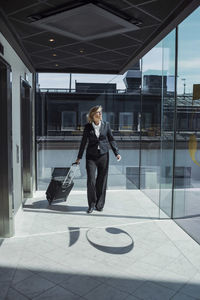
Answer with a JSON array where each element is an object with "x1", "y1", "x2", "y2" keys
[{"x1": 86, "y1": 152, "x2": 109, "y2": 209}]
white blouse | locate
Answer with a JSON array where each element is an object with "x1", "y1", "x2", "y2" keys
[{"x1": 92, "y1": 121, "x2": 101, "y2": 149}]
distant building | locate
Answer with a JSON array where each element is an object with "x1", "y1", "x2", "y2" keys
[
  {"x1": 143, "y1": 74, "x2": 167, "y2": 94},
  {"x1": 123, "y1": 62, "x2": 142, "y2": 92},
  {"x1": 75, "y1": 82, "x2": 116, "y2": 93}
]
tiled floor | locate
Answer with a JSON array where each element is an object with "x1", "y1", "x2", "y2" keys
[{"x1": 1, "y1": 190, "x2": 200, "y2": 300}]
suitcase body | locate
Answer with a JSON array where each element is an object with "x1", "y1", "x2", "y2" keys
[{"x1": 46, "y1": 165, "x2": 77, "y2": 204}]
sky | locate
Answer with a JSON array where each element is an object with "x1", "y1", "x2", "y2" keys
[{"x1": 38, "y1": 72, "x2": 126, "y2": 90}]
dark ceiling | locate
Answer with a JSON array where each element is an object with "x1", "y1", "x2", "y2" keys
[{"x1": 0, "y1": 0, "x2": 199, "y2": 74}]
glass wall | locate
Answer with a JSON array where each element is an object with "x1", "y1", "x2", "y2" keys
[
  {"x1": 173, "y1": 7, "x2": 200, "y2": 243},
  {"x1": 140, "y1": 29, "x2": 176, "y2": 218},
  {"x1": 36, "y1": 72, "x2": 141, "y2": 191}
]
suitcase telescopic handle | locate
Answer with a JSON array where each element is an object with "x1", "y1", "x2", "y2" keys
[{"x1": 62, "y1": 163, "x2": 79, "y2": 186}]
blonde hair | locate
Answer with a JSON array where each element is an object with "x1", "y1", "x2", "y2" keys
[{"x1": 87, "y1": 105, "x2": 102, "y2": 123}]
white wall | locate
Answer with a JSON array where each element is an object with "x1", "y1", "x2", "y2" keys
[{"x1": 0, "y1": 32, "x2": 33, "y2": 214}]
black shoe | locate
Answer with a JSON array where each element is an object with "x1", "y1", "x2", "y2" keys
[
  {"x1": 96, "y1": 207, "x2": 103, "y2": 211},
  {"x1": 87, "y1": 207, "x2": 94, "y2": 214}
]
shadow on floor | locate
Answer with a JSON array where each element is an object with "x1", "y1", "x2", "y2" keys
[
  {"x1": 22, "y1": 199, "x2": 166, "y2": 220},
  {"x1": 23, "y1": 206, "x2": 165, "y2": 221},
  {"x1": 0, "y1": 265, "x2": 198, "y2": 300},
  {"x1": 23, "y1": 199, "x2": 86, "y2": 212}
]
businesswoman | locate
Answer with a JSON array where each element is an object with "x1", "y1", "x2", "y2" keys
[{"x1": 76, "y1": 105, "x2": 121, "y2": 213}]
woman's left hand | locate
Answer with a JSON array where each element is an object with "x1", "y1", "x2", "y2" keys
[{"x1": 116, "y1": 154, "x2": 121, "y2": 161}]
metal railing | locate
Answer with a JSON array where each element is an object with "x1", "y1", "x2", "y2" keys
[{"x1": 39, "y1": 88, "x2": 141, "y2": 94}]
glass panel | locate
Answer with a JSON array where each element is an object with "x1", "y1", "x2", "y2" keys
[
  {"x1": 119, "y1": 112, "x2": 133, "y2": 131},
  {"x1": 173, "y1": 7, "x2": 200, "y2": 244},
  {"x1": 159, "y1": 29, "x2": 176, "y2": 217},
  {"x1": 36, "y1": 71, "x2": 141, "y2": 191},
  {"x1": 140, "y1": 42, "x2": 162, "y2": 209},
  {"x1": 61, "y1": 111, "x2": 76, "y2": 131}
]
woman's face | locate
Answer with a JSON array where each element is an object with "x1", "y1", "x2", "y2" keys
[{"x1": 93, "y1": 109, "x2": 102, "y2": 124}]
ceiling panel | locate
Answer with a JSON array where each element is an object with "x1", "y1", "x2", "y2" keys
[
  {"x1": 46, "y1": 0, "x2": 75, "y2": 6},
  {"x1": 125, "y1": 0, "x2": 158, "y2": 6},
  {"x1": 92, "y1": 34, "x2": 139, "y2": 50},
  {"x1": 139, "y1": 0, "x2": 182, "y2": 20},
  {"x1": 8, "y1": 18, "x2": 43, "y2": 38},
  {"x1": 23, "y1": 31, "x2": 77, "y2": 48},
  {"x1": 87, "y1": 51, "x2": 128, "y2": 62},
  {"x1": 115, "y1": 45, "x2": 139, "y2": 55},
  {"x1": 22, "y1": 40, "x2": 50, "y2": 54},
  {"x1": 127, "y1": 6, "x2": 161, "y2": 26},
  {"x1": 61, "y1": 56, "x2": 99, "y2": 65},
  {"x1": 7, "y1": 3, "x2": 52, "y2": 21},
  {"x1": 125, "y1": 26, "x2": 158, "y2": 42},
  {"x1": 0, "y1": 0, "x2": 36, "y2": 14},
  {"x1": 103, "y1": 0, "x2": 132, "y2": 10},
  {"x1": 30, "y1": 49, "x2": 77, "y2": 61},
  {"x1": 58, "y1": 42, "x2": 104, "y2": 56},
  {"x1": 30, "y1": 55, "x2": 51, "y2": 64}
]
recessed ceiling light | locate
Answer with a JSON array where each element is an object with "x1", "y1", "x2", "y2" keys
[
  {"x1": 80, "y1": 49, "x2": 84, "y2": 54},
  {"x1": 53, "y1": 53, "x2": 57, "y2": 56},
  {"x1": 55, "y1": 64, "x2": 59, "y2": 66},
  {"x1": 49, "y1": 38, "x2": 55, "y2": 42}
]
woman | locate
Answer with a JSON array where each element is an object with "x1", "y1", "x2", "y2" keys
[{"x1": 76, "y1": 105, "x2": 121, "y2": 213}]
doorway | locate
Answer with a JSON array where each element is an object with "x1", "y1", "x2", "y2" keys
[
  {"x1": 20, "y1": 78, "x2": 33, "y2": 202},
  {"x1": 0, "y1": 56, "x2": 13, "y2": 237}
]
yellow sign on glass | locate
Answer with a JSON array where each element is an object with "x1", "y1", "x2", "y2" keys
[
  {"x1": 188, "y1": 134, "x2": 200, "y2": 167},
  {"x1": 193, "y1": 84, "x2": 200, "y2": 100}
]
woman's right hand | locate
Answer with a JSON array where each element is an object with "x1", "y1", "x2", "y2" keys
[{"x1": 75, "y1": 158, "x2": 81, "y2": 164}]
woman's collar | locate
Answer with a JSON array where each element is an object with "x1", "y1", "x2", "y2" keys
[{"x1": 92, "y1": 120, "x2": 101, "y2": 127}]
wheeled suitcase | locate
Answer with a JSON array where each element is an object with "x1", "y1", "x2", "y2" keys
[{"x1": 46, "y1": 164, "x2": 78, "y2": 205}]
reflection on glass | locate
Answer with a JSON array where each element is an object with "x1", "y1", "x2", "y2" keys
[
  {"x1": 119, "y1": 112, "x2": 133, "y2": 131},
  {"x1": 173, "y1": 7, "x2": 200, "y2": 244},
  {"x1": 36, "y1": 71, "x2": 140, "y2": 191},
  {"x1": 159, "y1": 29, "x2": 176, "y2": 217},
  {"x1": 140, "y1": 41, "x2": 163, "y2": 207},
  {"x1": 61, "y1": 111, "x2": 76, "y2": 131}
]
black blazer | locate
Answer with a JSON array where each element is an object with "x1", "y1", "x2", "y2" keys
[{"x1": 77, "y1": 121, "x2": 119, "y2": 159}]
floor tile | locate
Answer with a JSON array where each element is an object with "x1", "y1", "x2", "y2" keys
[
  {"x1": 5, "y1": 287, "x2": 29, "y2": 300},
  {"x1": 13, "y1": 274, "x2": 55, "y2": 298},
  {"x1": 171, "y1": 292, "x2": 197, "y2": 300},
  {"x1": 0, "y1": 282, "x2": 10, "y2": 299},
  {"x1": 133, "y1": 281, "x2": 176, "y2": 300},
  {"x1": 124, "y1": 295, "x2": 141, "y2": 300},
  {"x1": 11, "y1": 267, "x2": 34, "y2": 285},
  {"x1": 106, "y1": 276, "x2": 145, "y2": 294},
  {"x1": 178, "y1": 272, "x2": 200, "y2": 298},
  {"x1": 33, "y1": 285, "x2": 81, "y2": 300},
  {"x1": 153, "y1": 269, "x2": 190, "y2": 291},
  {"x1": 59, "y1": 274, "x2": 102, "y2": 296},
  {"x1": 165, "y1": 255, "x2": 198, "y2": 278},
  {"x1": 83, "y1": 283, "x2": 129, "y2": 300}
]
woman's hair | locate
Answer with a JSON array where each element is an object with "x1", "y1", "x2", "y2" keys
[{"x1": 87, "y1": 105, "x2": 102, "y2": 123}]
